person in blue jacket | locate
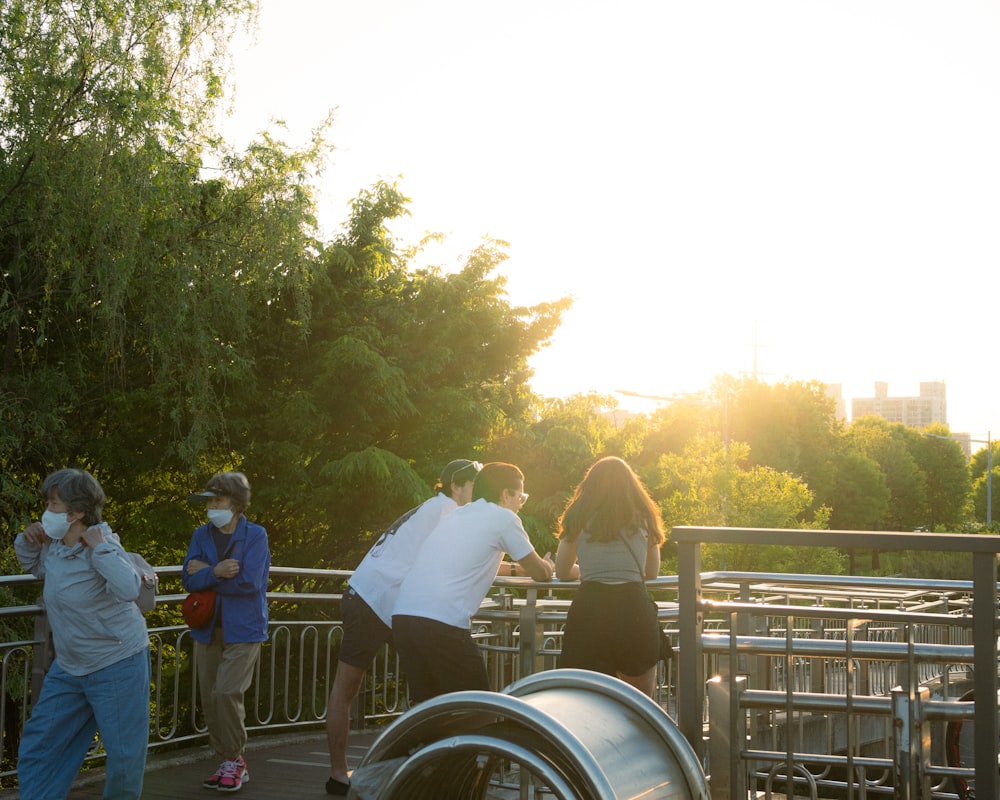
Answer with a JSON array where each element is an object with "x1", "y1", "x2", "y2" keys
[{"x1": 182, "y1": 471, "x2": 270, "y2": 793}]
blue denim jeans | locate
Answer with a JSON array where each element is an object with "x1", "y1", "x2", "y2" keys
[{"x1": 18, "y1": 648, "x2": 150, "y2": 800}]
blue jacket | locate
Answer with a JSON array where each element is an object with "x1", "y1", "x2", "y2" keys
[{"x1": 181, "y1": 516, "x2": 270, "y2": 644}]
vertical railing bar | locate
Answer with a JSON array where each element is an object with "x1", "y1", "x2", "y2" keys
[
  {"x1": 677, "y1": 537, "x2": 704, "y2": 761},
  {"x1": 729, "y1": 609, "x2": 740, "y2": 800},
  {"x1": 907, "y1": 620, "x2": 918, "y2": 798},
  {"x1": 308, "y1": 626, "x2": 322, "y2": 720},
  {"x1": 972, "y1": 550, "x2": 998, "y2": 800},
  {"x1": 784, "y1": 612, "x2": 794, "y2": 796},
  {"x1": 845, "y1": 618, "x2": 855, "y2": 800}
]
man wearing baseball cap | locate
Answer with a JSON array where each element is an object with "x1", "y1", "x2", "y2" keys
[
  {"x1": 391, "y1": 462, "x2": 553, "y2": 704},
  {"x1": 324, "y1": 458, "x2": 481, "y2": 796}
]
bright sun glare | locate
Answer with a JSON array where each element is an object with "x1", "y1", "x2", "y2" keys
[{"x1": 221, "y1": 0, "x2": 1000, "y2": 437}]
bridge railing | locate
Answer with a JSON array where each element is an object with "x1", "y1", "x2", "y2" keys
[
  {"x1": 1, "y1": 530, "x2": 996, "y2": 797},
  {"x1": 3, "y1": 569, "x2": 675, "y2": 783},
  {"x1": 673, "y1": 526, "x2": 999, "y2": 800}
]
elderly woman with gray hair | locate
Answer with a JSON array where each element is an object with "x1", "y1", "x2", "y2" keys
[
  {"x1": 182, "y1": 470, "x2": 270, "y2": 793},
  {"x1": 14, "y1": 468, "x2": 150, "y2": 799}
]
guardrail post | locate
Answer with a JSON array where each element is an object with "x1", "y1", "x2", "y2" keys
[
  {"x1": 518, "y1": 599, "x2": 543, "y2": 679},
  {"x1": 971, "y1": 550, "x2": 998, "y2": 800},
  {"x1": 892, "y1": 685, "x2": 929, "y2": 799},
  {"x1": 855, "y1": 621, "x2": 870, "y2": 695},
  {"x1": 736, "y1": 581, "x2": 750, "y2": 677},
  {"x1": 809, "y1": 615, "x2": 824, "y2": 693},
  {"x1": 29, "y1": 612, "x2": 52, "y2": 710},
  {"x1": 677, "y1": 537, "x2": 704, "y2": 762},
  {"x1": 708, "y1": 674, "x2": 746, "y2": 800},
  {"x1": 753, "y1": 613, "x2": 770, "y2": 691}
]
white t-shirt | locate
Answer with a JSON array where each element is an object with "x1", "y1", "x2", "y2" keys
[
  {"x1": 349, "y1": 493, "x2": 458, "y2": 626},
  {"x1": 392, "y1": 498, "x2": 535, "y2": 629}
]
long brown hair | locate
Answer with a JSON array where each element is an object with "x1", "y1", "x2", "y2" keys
[{"x1": 557, "y1": 456, "x2": 665, "y2": 545}]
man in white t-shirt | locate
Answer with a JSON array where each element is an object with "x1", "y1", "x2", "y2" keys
[
  {"x1": 392, "y1": 462, "x2": 554, "y2": 703},
  {"x1": 324, "y1": 459, "x2": 481, "y2": 796}
]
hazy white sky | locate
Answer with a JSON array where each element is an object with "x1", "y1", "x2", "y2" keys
[{"x1": 221, "y1": 1, "x2": 1000, "y2": 441}]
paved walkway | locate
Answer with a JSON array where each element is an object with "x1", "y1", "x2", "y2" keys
[
  {"x1": 1, "y1": 729, "x2": 771, "y2": 799},
  {"x1": 1, "y1": 729, "x2": 379, "y2": 800}
]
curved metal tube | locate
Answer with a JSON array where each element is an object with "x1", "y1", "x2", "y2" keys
[{"x1": 356, "y1": 669, "x2": 709, "y2": 799}]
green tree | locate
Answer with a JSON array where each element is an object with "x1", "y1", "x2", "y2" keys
[
  {"x1": 483, "y1": 392, "x2": 628, "y2": 550},
  {"x1": 826, "y1": 450, "x2": 890, "y2": 531},
  {"x1": 656, "y1": 434, "x2": 736, "y2": 529},
  {"x1": 0, "y1": 0, "x2": 573, "y2": 577},
  {"x1": 228, "y1": 185, "x2": 570, "y2": 569},
  {"x1": 969, "y1": 439, "x2": 1000, "y2": 530},
  {"x1": 0, "y1": 0, "x2": 322, "y2": 535},
  {"x1": 844, "y1": 417, "x2": 927, "y2": 531},
  {"x1": 725, "y1": 376, "x2": 842, "y2": 519},
  {"x1": 637, "y1": 395, "x2": 717, "y2": 469},
  {"x1": 913, "y1": 425, "x2": 972, "y2": 529},
  {"x1": 653, "y1": 434, "x2": 838, "y2": 573}
]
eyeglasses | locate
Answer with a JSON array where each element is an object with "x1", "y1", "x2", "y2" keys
[{"x1": 518, "y1": 492, "x2": 529, "y2": 507}]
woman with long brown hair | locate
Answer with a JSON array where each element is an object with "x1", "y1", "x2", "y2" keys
[{"x1": 554, "y1": 456, "x2": 665, "y2": 697}]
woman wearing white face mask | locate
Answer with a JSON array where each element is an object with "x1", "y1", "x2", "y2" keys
[
  {"x1": 181, "y1": 471, "x2": 270, "y2": 793},
  {"x1": 14, "y1": 468, "x2": 150, "y2": 799}
]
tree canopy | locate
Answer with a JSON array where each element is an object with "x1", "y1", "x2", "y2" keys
[
  {"x1": 0, "y1": 0, "x2": 989, "y2": 587},
  {"x1": 0, "y1": 0, "x2": 570, "y2": 573}
]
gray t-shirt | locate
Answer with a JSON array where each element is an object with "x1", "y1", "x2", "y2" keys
[{"x1": 575, "y1": 528, "x2": 649, "y2": 583}]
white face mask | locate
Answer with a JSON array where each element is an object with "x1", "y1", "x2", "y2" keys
[
  {"x1": 207, "y1": 508, "x2": 234, "y2": 528},
  {"x1": 41, "y1": 510, "x2": 73, "y2": 540}
]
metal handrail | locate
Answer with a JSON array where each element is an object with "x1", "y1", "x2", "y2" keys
[
  {"x1": 2, "y1": 532, "x2": 996, "y2": 796},
  {"x1": 675, "y1": 526, "x2": 1000, "y2": 799}
]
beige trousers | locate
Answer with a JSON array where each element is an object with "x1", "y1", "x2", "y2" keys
[{"x1": 195, "y1": 634, "x2": 261, "y2": 759}]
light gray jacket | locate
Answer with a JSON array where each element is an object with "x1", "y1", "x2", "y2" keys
[{"x1": 15, "y1": 526, "x2": 149, "y2": 676}]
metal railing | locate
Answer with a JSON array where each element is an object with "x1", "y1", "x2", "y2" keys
[
  {"x1": 0, "y1": 567, "x2": 678, "y2": 787},
  {"x1": 674, "y1": 526, "x2": 1000, "y2": 799},
  {"x1": 1, "y1": 529, "x2": 997, "y2": 798}
]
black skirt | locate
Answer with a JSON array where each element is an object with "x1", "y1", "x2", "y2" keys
[{"x1": 559, "y1": 580, "x2": 660, "y2": 677}]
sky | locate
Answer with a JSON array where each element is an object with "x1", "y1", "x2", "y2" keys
[{"x1": 219, "y1": 1, "x2": 1000, "y2": 441}]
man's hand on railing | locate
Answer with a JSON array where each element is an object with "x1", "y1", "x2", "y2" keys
[{"x1": 508, "y1": 551, "x2": 555, "y2": 581}]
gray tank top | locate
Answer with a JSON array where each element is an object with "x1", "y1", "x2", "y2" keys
[{"x1": 576, "y1": 528, "x2": 648, "y2": 583}]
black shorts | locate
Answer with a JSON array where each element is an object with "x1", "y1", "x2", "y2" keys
[
  {"x1": 338, "y1": 587, "x2": 392, "y2": 669},
  {"x1": 559, "y1": 581, "x2": 660, "y2": 677},
  {"x1": 391, "y1": 615, "x2": 489, "y2": 704}
]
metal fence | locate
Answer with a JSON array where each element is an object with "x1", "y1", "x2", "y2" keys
[
  {"x1": 674, "y1": 526, "x2": 1000, "y2": 800},
  {"x1": 2, "y1": 528, "x2": 998, "y2": 798},
  {"x1": 0, "y1": 567, "x2": 675, "y2": 788}
]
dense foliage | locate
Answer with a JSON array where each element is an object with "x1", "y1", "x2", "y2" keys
[{"x1": 2, "y1": 0, "x2": 995, "y2": 590}]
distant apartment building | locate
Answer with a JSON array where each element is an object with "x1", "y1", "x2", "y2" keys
[
  {"x1": 824, "y1": 384, "x2": 847, "y2": 422},
  {"x1": 850, "y1": 381, "x2": 947, "y2": 430}
]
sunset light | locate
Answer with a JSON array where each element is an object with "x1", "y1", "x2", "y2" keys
[{"x1": 222, "y1": 1, "x2": 1000, "y2": 437}]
